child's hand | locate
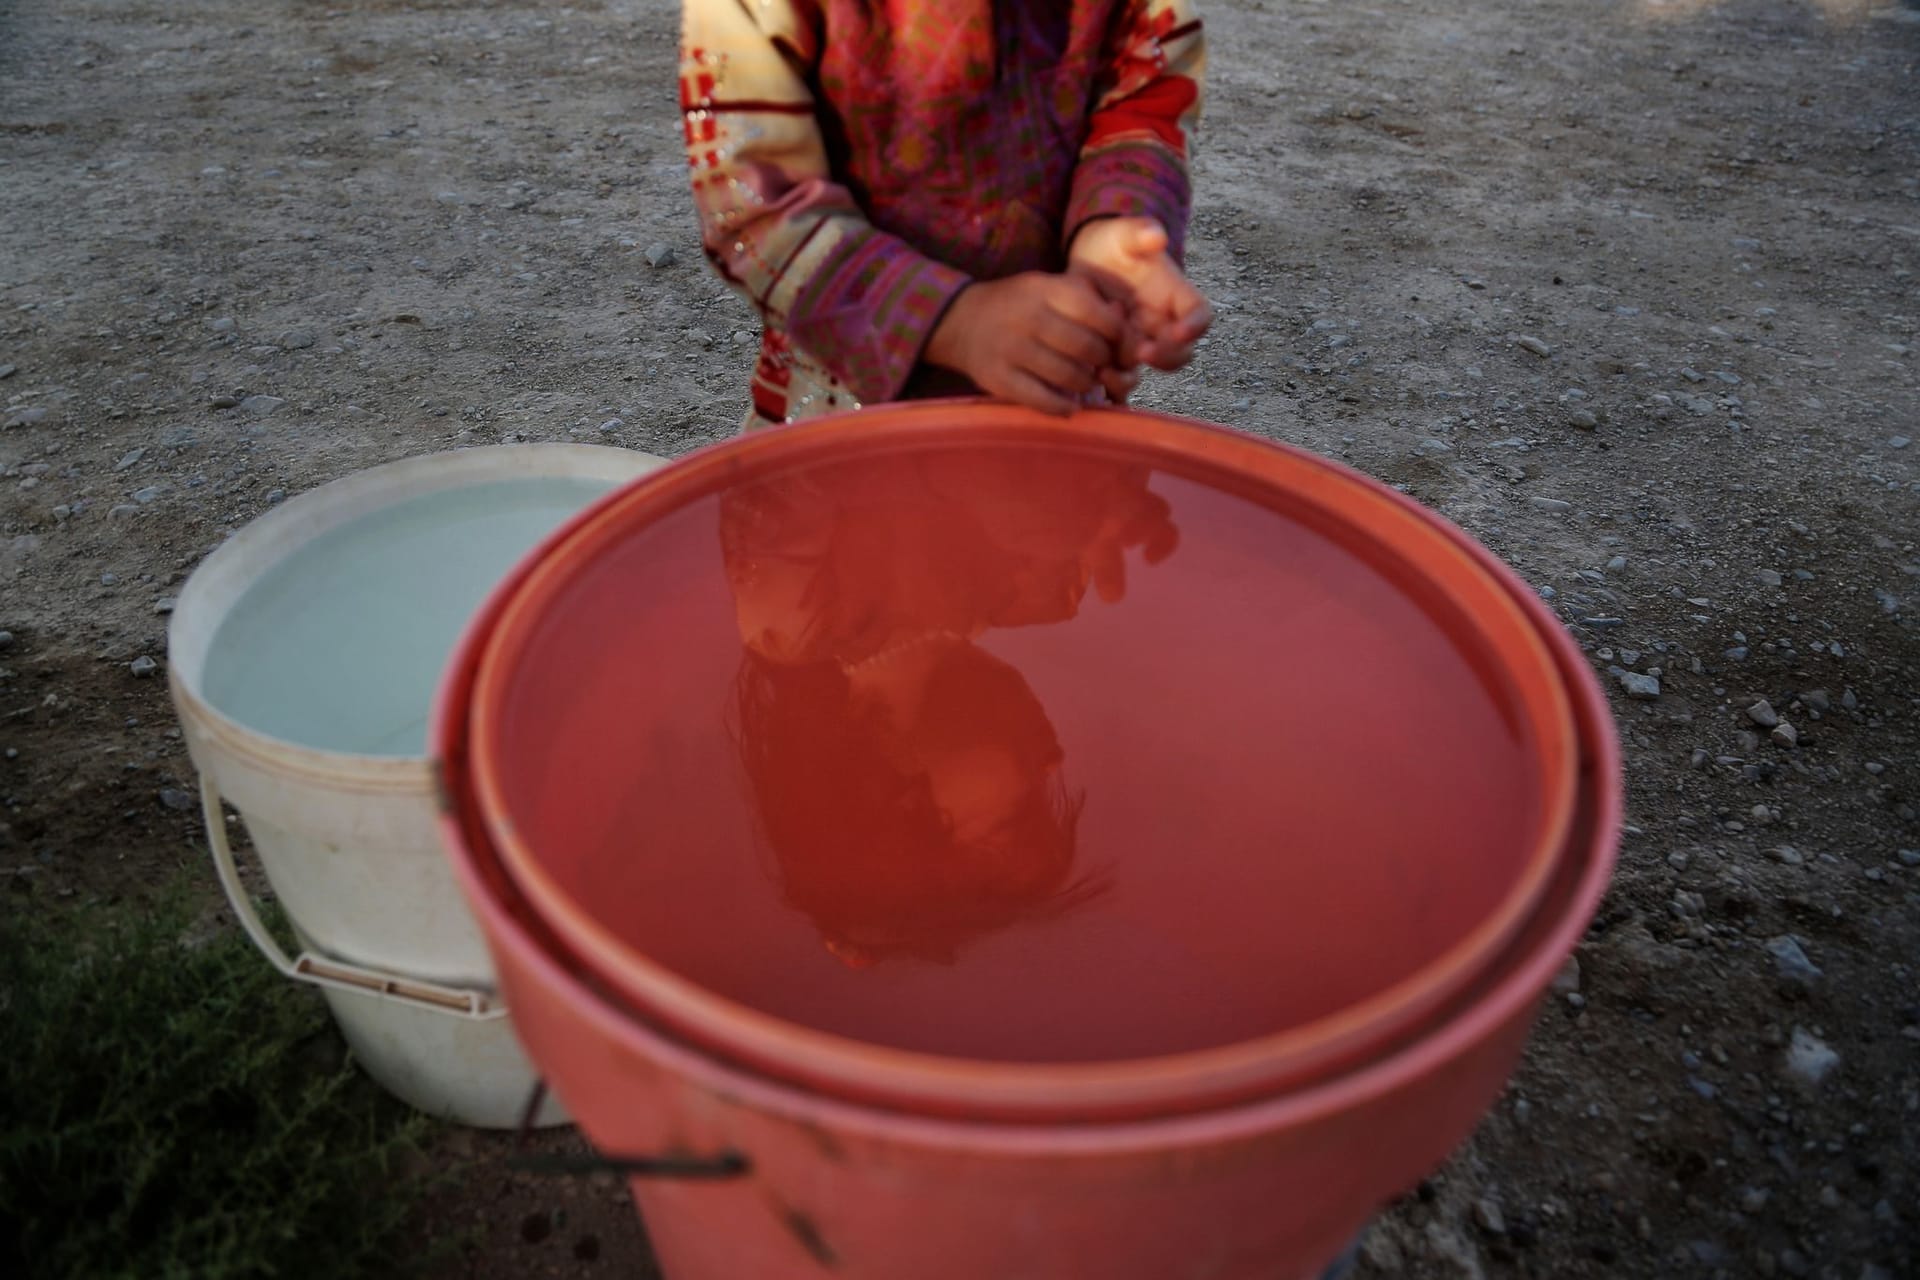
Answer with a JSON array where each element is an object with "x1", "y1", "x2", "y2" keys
[
  {"x1": 1068, "y1": 217, "x2": 1213, "y2": 379},
  {"x1": 926, "y1": 273, "x2": 1126, "y2": 416}
]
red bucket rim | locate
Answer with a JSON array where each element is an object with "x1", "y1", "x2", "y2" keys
[{"x1": 459, "y1": 404, "x2": 1585, "y2": 1122}]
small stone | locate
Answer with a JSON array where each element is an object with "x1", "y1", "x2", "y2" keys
[
  {"x1": 1767, "y1": 935, "x2": 1822, "y2": 985},
  {"x1": 282, "y1": 328, "x2": 316, "y2": 350},
  {"x1": 0, "y1": 364, "x2": 15, "y2": 379},
  {"x1": 1756, "y1": 569, "x2": 1782, "y2": 588},
  {"x1": 240, "y1": 394, "x2": 285, "y2": 416},
  {"x1": 208, "y1": 316, "x2": 236, "y2": 333},
  {"x1": 153, "y1": 597, "x2": 176, "y2": 614},
  {"x1": 129, "y1": 656, "x2": 159, "y2": 678},
  {"x1": 1724, "y1": 646, "x2": 1749, "y2": 661},
  {"x1": 1770, "y1": 846, "x2": 1805, "y2": 867},
  {"x1": 1747, "y1": 700, "x2": 1780, "y2": 728},
  {"x1": 1689, "y1": 748, "x2": 1710, "y2": 770},
  {"x1": 1784, "y1": 1028, "x2": 1838, "y2": 1085},
  {"x1": 3, "y1": 406, "x2": 48, "y2": 428},
  {"x1": 1473, "y1": 1199, "x2": 1507, "y2": 1236},
  {"x1": 1529, "y1": 495, "x2": 1573, "y2": 513},
  {"x1": 209, "y1": 394, "x2": 241, "y2": 409},
  {"x1": 732, "y1": 330, "x2": 756, "y2": 346},
  {"x1": 115, "y1": 448, "x2": 146, "y2": 471},
  {"x1": 644, "y1": 242, "x2": 676, "y2": 268},
  {"x1": 1614, "y1": 669, "x2": 1661, "y2": 700},
  {"x1": 1771, "y1": 722, "x2": 1798, "y2": 748},
  {"x1": 158, "y1": 787, "x2": 194, "y2": 812},
  {"x1": 1890, "y1": 436, "x2": 1911, "y2": 450},
  {"x1": 1864, "y1": 761, "x2": 1884, "y2": 775},
  {"x1": 1515, "y1": 334, "x2": 1553, "y2": 357},
  {"x1": 132, "y1": 486, "x2": 163, "y2": 504},
  {"x1": 1667, "y1": 850, "x2": 1690, "y2": 870},
  {"x1": 1802, "y1": 689, "x2": 1831, "y2": 712},
  {"x1": 598, "y1": 418, "x2": 624, "y2": 434},
  {"x1": 1552, "y1": 954, "x2": 1582, "y2": 994},
  {"x1": 1569, "y1": 409, "x2": 1599, "y2": 429},
  {"x1": 1897, "y1": 849, "x2": 1919, "y2": 868},
  {"x1": 435, "y1": 190, "x2": 467, "y2": 206},
  {"x1": 0, "y1": 630, "x2": 14, "y2": 651}
]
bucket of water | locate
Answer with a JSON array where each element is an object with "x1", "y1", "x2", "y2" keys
[
  {"x1": 433, "y1": 404, "x2": 1620, "y2": 1276},
  {"x1": 168, "y1": 443, "x2": 662, "y2": 1127}
]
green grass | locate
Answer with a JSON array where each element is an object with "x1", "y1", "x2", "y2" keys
[{"x1": 0, "y1": 889, "x2": 436, "y2": 1280}]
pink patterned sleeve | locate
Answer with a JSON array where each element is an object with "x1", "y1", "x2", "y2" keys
[
  {"x1": 1064, "y1": 1, "x2": 1207, "y2": 263},
  {"x1": 681, "y1": 0, "x2": 970, "y2": 404}
]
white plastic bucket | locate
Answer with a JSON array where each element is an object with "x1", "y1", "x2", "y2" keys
[{"x1": 168, "y1": 444, "x2": 664, "y2": 1128}]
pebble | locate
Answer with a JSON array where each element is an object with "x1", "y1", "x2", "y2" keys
[
  {"x1": 158, "y1": 788, "x2": 194, "y2": 812},
  {"x1": 4, "y1": 406, "x2": 48, "y2": 428},
  {"x1": 1473, "y1": 1199, "x2": 1507, "y2": 1236},
  {"x1": 115, "y1": 448, "x2": 146, "y2": 471},
  {"x1": 0, "y1": 364, "x2": 15, "y2": 379},
  {"x1": 1689, "y1": 747, "x2": 1710, "y2": 770},
  {"x1": 282, "y1": 328, "x2": 316, "y2": 350},
  {"x1": 132, "y1": 486, "x2": 163, "y2": 504},
  {"x1": 240, "y1": 394, "x2": 285, "y2": 416},
  {"x1": 1897, "y1": 850, "x2": 1919, "y2": 868},
  {"x1": 1529, "y1": 495, "x2": 1573, "y2": 512},
  {"x1": 1783, "y1": 1028, "x2": 1839, "y2": 1086},
  {"x1": 153, "y1": 597, "x2": 176, "y2": 614},
  {"x1": 1552, "y1": 954, "x2": 1582, "y2": 994},
  {"x1": 1747, "y1": 699, "x2": 1780, "y2": 728},
  {"x1": 644, "y1": 242, "x2": 676, "y2": 268},
  {"x1": 0, "y1": 630, "x2": 14, "y2": 651},
  {"x1": 209, "y1": 394, "x2": 241, "y2": 409},
  {"x1": 129, "y1": 656, "x2": 159, "y2": 678},
  {"x1": 1614, "y1": 669, "x2": 1661, "y2": 700},
  {"x1": 1771, "y1": 722, "x2": 1799, "y2": 748},
  {"x1": 208, "y1": 316, "x2": 236, "y2": 332},
  {"x1": 1756, "y1": 569, "x2": 1782, "y2": 587},
  {"x1": 1515, "y1": 335, "x2": 1553, "y2": 357},
  {"x1": 1770, "y1": 846, "x2": 1805, "y2": 867},
  {"x1": 1890, "y1": 436, "x2": 1911, "y2": 450},
  {"x1": 1767, "y1": 935, "x2": 1822, "y2": 985},
  {"x1": 1569, "y1": 409, "x2": 1599, "y2": 429},
  {"x1": 266, "y1": 489, "x2": 286, "y2": 505}
]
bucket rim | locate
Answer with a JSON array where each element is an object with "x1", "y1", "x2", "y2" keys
[
  {"x1": 167, "y1": 443, "x2": 661, "y2": 781},
  {"x1": 459, "y1": 403, "x2": 1589, "y2": 1121},
  {"x1": 430, "y1": 449, "x2": 1623, "y2": 1146}
]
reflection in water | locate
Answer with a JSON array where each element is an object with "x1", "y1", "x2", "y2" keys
[{"x1": 720, "y1": 452, "x2": 1180, "y2": 968}]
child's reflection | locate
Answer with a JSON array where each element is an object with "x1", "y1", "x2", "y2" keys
[{"x1": 721, "y1": 451, "x2": 1179, "y2": 969}]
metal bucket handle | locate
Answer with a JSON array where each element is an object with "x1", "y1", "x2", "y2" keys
[{"x1": 201, "y1": 773, "x2": 507, "y2": 1022}]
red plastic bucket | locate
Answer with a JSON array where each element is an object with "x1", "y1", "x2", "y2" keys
[
  {"x1": 430, "y1": 429, "x2": 1621, "y2": 1279},
  {"x1": 461, "y1": 404, "x2": 1580, "y2": 1122}
]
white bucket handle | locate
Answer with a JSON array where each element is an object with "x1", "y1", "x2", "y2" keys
[{"x1": 200, "y1": 774, "x2": 507, "y2": 1022}]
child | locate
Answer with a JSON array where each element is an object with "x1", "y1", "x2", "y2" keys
[{"x1": 680, "y1": 2, "x2": 1209, "y2": 429}]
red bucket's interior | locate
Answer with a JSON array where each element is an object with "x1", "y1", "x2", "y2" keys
[{"x1": 477, "y1": 430, "x2": 1563, "y2": 1064}]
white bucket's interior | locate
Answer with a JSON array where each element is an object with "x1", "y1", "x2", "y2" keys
[{"x1": 172, "y1": 448, "x2": 651, "y2": 760}]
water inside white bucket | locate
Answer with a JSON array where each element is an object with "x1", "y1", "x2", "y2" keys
[{"x1": 204, "y1": 476, "x2": 615, "y2": 757}]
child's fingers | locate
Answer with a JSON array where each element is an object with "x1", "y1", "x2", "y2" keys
[
  {"x1": 1098, "y1": 364, "x2": 1139, "y2": 404},
  {"x1": 1125, "y1": 221, "x2": 1170, "y2": 261},
  {"x1": 1001, "y1": 368, "x2": 1078, "y2": 417},
  {"x1": 1037, "y1": 312, "x2": 1117, "y2": 370},
  {"x1": 1023, "y1": 344, "x2": 1100, "y2": 397},
  {"x1": 1049, "y1": 275, "x2": 1128, "y2": 344}
]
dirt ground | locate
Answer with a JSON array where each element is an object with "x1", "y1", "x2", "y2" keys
[{"x1": 3, "y1": 0, "x2": 1917, "y2": 1276}]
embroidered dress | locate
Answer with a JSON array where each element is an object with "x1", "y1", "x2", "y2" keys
[{"x1": 680, "y1": 1, "x2": 1205, "y2": 428}]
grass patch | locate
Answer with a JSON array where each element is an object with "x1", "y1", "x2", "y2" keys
[{"x1": 0, "y1": 890, "x2": 435, "y2": 1279}]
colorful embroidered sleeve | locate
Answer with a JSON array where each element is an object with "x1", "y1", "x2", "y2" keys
[
  {"x1": 1064, "y1": 1, "x2": 1207, "y2": 264},
  {"x1": 681, "y1": 1, "x2": 971, "y2": 406}
]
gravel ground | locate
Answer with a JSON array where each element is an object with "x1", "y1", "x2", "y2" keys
[{"x1": 2, "y1": 0, "x2": 1916, "y2": 1277}]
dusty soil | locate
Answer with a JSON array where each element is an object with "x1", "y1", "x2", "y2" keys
[{"x1": 3, "y1": 0, "x2": 1917, "y2": 1276}]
